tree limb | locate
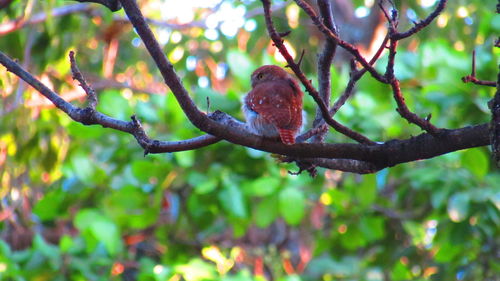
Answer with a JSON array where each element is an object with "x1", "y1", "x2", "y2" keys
[
  {"x1": 0, "y1": 51, "x2": 220, "y2": 153},
  {"x1": 0, "y1": 0, "x2": 495, "y2": 174},
  {"x1": 312, "y1": 0, "x2": 338, "y2": 143},
  {"x1": 261, "y1": 0, "x2": 375, "y2": 145}
]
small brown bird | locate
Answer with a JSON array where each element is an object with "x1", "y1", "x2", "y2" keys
[{"x1": 242, "y1": 65, "x2": 304, "y2": 145}]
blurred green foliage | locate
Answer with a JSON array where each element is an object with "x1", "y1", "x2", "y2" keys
[{"x1": 0, "y1": 0, "x2": 499, "y2": 281}]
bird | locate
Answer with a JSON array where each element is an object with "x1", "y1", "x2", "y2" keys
[{"x1": 242, "y1": 65, "x2": 304, "y2": 145}]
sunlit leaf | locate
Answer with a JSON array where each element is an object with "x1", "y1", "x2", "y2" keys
[
  {"x1": 447, "y1": 192, "x2": 470, "y2": 222},
  {"x1": 254, "y1": 195, "x2": 279, "y2": 228},
  {"x1": 461, "y1": 148, "x2": 489, "y2": 180},
  {"x1": 226, "y1": 49, "x2": 255, "y2": 85},
  {"x1": 219, "y1": 180, "x2": 247, "y2": 218},
  {"x1": 242, "y1": 177, "x2": 280, "y2": 197},
  {"x1": 279, "y1": 188, "x2": 305, "y2": 225},
  {"x1": 74, "y1": 209, "x2": 122, "y2": 256}
]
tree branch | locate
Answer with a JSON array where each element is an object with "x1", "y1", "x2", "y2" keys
[
  {"x1": 313, "y1": 0, "x2": 338, "y2": 143},
  {"x1": 391, "y1": 0, "x2": 447, "y2": 40},
  {"x1": 292, "y1": 0, "x2": 387, "y2": 83},
  {"x1": 0, "y1": 51, "x2": 220, "y2": 153},
  {"x1": 0, "y1": 48, "x2": 491, "y2": 172},
  {"x1": 261, "y1": 0, "x2": 375, "y2": 145},
  {"x1": 1, "y1": 0, "x2": 495, "y2": 174},
  {"x1": 491, "y1": 64, "x2": 500, "y2": 166},
  {"x1": 462, "y1": 50, "x2": 497, "y2": 87},
  {"x1": 381, "y1": 3, "x2": 440, "y2": 135},
  {"x1": 330, "y1": 34, "x2": 389, "y2": 117}
]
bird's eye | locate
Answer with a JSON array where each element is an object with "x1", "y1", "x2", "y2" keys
[{"x1": 257, "y1": 73, "x2": 264, "y2": 80}]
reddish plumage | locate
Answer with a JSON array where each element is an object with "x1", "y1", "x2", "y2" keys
[{"x1": 242, "y1": 65, "x2": 304, "y2": 145}]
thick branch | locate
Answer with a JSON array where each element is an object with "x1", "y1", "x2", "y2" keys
[
  {"x1": 491, "y1": 64, "x2": 500, "y2": 165},
  {"x1": 313, "y1": 0, "x2": 338, "y2": 142},
  {"x1": 1, "y1": 0, "x2": 494, "y2": 174},
  {"x1": 0, "y1": 50, "x2": 491, "y2": 172},
  {"x1": 303, "y1": 158, "x2": 380, "y2": 174}
]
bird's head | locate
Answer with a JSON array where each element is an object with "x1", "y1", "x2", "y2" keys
[{"x1": 251, "y1": 65, "x2": 290, "y2": 87}]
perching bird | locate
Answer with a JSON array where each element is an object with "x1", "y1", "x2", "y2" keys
[{"x1": 242, "y1": 65, "x2": 304, "y2": 145}]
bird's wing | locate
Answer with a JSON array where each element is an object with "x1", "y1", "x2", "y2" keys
[{"x1": 245, "y1": 81, "x2": 295, "y2": 129}]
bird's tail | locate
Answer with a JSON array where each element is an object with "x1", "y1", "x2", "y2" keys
[{"x1": 279, "y1": 129, "x2": 296, "y2": 145}]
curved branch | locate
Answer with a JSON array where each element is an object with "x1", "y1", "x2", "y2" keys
[
  {"x1": 462, "y1": 50, "x2": 497, "y2": 87},
  {"x1": 0, "y1": 51, "x2": 220, "y2": 153},
  {"x1": 0, "y1": 49, "x2": 491, "y2": 172},
  {"x1": 392, "y1": 0, "x2": 447, "y2": 40},
  {"x1": 1, "y1": 0, "x2": 494, "y2": 174},
  {"x1": 330, "y1": 34, "x2": 389, "y2": 117},
  {"x1": 261, "y1": 0, "x2": 375, "y2": 145},
  {"x1": 292, "y1": 0, "x2": 387, "y2": 83}
]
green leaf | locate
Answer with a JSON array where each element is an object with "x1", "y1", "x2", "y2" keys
[
  {"x1": 136, "y1": 101, "x2": 160, "y2": 123},
  {"x1": 175, "y1": 258, "x2": 216, "y2": 281},
  {"x1": 242, "y1": 177, "x2": 280, "y2": 197},
  {"x1": 390, "y1": 260, "x2": 412, "y2": 281},
  {"x1": 340, "y1": 225, "x2": 366, "y2": 250},
  {"x1": 131, "y1": 160, "x2": 160, "y2": 182},
  {"x1": 104, "y1": 185, "x2": 158, "y2": 229},
  {"x1": 219, "y1": 180, "x2": 247, "y2": 218},
  {"x1": 435, "y1": 241, "x2": 462, "y2": 262},
  {"x1": 359, "y1": 216, "x2": 385, "y2": 242},
  {"x1": 279, "y1": 188, "x2": 305, "y2": 225},
  {"x1": 74, "y1": 209, "x2": 122, "y2": 256},
  {"x1": 96, "y1": 90, "x2": 133, "y2": 120},
  {"x1": 59, "y1": 235, "x2": 74, "y2": 253},
  {"x1": 447, "y1": 192, "x2": 470, "y2": 222},
  {"x1": 188, "y1": 172, "x2": 217, "y2": 194},
  {"x1": 355, "y1": 174, "x2": 377, "y2": 207},
  {"x1": 254, "y1": 195, "x2": 279, "y2": 228},
  {"x1": 226, "y1": 49, "x2": 255, "y2": 85},
  {"x1": 33, "y1": 189, "x2": 66, "y2": 221},
  {"x1": 33, "y1": 234, "x2": 61, "y2": 270},
  {"x1": 402, "y1": 221, "x2": 426, "y2": 246},
  {"x1": 174, "y1": 150, "x2": 195, "y2": 168},
  {"x1": 70, "y1": 151, "x2": 94, "y2": 181},
  {"x1": 461, "y1": 148, "x2": 489, "y2": 180}
]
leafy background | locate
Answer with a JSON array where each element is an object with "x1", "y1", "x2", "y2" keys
[{"x1": 0, "y1": 0, "x2": 499, "y2": 280}]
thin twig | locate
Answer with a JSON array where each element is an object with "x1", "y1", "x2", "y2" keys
[
  {"x1": 390, "y1": 79, "x2": 439, "y2": 134},
  {"x1": 292, "y1": 0, "x2": 387, "y2": 83},
  {"x1": 261, "y1": 0, "x2": 375, "y2": 145},
  {"x1": 392, "y1": 0, "x2": 447, "y2": 40},
  {"x1": 462, "y1": 50, "x2": 497, "y2": 87},
  {"x1": 69, "y1": 51, "x2": 98, "y2": 109},
  {"x1": 0, "y1": 50, "x2": 220, "y2": 153},
  {"x1": 379, "y1": 2, "x2": 440, "y2": 135},
  {"x1": 330, "y1": 34, "x2": 390, "y2": 117}
]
